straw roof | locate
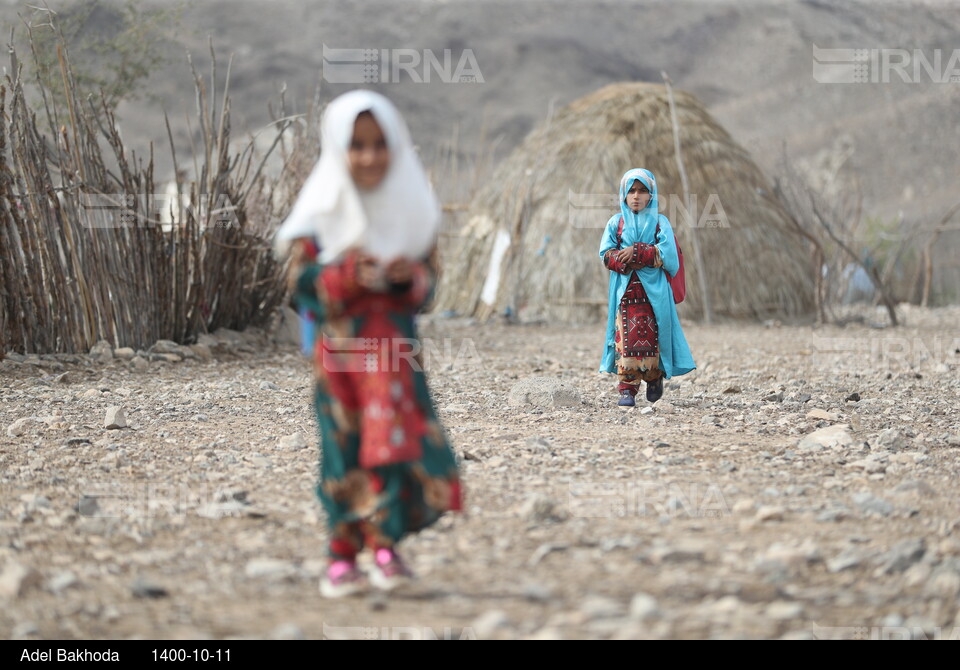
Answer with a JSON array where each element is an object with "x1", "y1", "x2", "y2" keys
[{"x1": 434, "y1": 82, "x2": 814, "y2": 322}]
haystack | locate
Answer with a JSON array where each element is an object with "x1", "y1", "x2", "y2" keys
[{"x1": 434, "y1": 83, "x2": 814, "y2": 321}]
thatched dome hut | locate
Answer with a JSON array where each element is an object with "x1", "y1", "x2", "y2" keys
[{"x1": 434, "y1": 83, "x2": 813, "y2": 322}]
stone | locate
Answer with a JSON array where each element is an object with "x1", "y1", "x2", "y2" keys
[
  {"x1": 875, "y1": 428, "x2": 907, "y2": 451},
  {"x1": 260, "y1": 381, "x2": 280, "y2": 391},
  {"x1": 765, "y1": 601, "x2": 804, "y2": 620},
  {"x1": 520, "y1": 495, "x2": 562, "y2": 523},
  {"x1": 7, "y1": 417, "x2": 38, "y2": 438},
  {"x1": 151, "y1": 340, "x2": 182, "y2": 354},
  {"x1": 845, "y1": 392, "x2": 861, "y2": 402},
  {"x1": 76, "y1": 496, "x2": 99, "y2": 517},
  {"x1": 652, "y1": 541, "x2": 707, "y2": 563},
  {"x1": 104, "y1": 407, "x2": 126, "y2": 430},
  {"x1": 507, "y1": 377, "x2": 581, "y2": 408},
  {"x1": 47, "y1": 571, "x2": 78, "y2": 593},
  {"x1": 876, "y1": 538, "x2": 925, "y2": 575},
  {"x1": 528, "y1": 543, "x2": 567, "y2": 567},
  {"x1": 189, "y1": 344, "x2": 213, "y2": 361},
  {"x1": 271, "y1": 623, "x2": 305, "y2": 640},
  {"x1": 764, "y1": 542, "x2": 821, "y2": 568},
  {"x1": 580, "y1": 595, "x2": 624, "y2": 621},
  {"x1": 11, "y1": 621, "x2": 39, "y2": 638},
  {"x1": 525, "y1": 627, "x2": 565, "y2": 641},
  {"x1": 131, "y1": 356, "x2": 149, "y2": 371},
  {"x1": 113, "y1": 348, "x2": 135, "y2": 360},
  {"x1": 847, "y1": 456, "x2": 886, "y2": 474},
  {"x1": 629, "y1": 593, "x2": 661, "y2": 621},
  {"x1": 888, "y1": 480, "x2": 937, "y2": 499},
  {"x1": 756, "y1": 506, "x2": 786, "y2": 522},
  {"x1": 471, "y1": 610, "x2": 511, "y2": 639},
  {"x1": 827, "y1": 550, "x2": 863, "y2": 573},
  {"x1": 131, "y1": 577, "x2": 168, "y2": 599},
  {"x1": 924, "y1": 571, "x2": 960, "y2": 598},
  {"x1": 851, "y1": 492, "x2": 893, "y2": 517},
  {"x1": 272, "y1": 307, "x2": 302, "y2": 347},
  {"x1": 0, "y1": 562, "x2": 42, "y2": 598},
  {"x1": 798, "y1": 424, "x2": 853, "y2": 452},
  {"x1": 215, "y1": 489, "x2": 249, "y2": 504},
  {"x1": 806, "y1": 409, "x2": 840, "y2": 421},
  {"x1": 522, "y1": 582, "x2": 554, "y2": 603},
  {"x1": 279, "y1": 433, "x2": 309, "y2": 450},
  {"x1": 244, "y1": 559, "x2": 297, "y2": 581},
  {"x1": 816, "y1": 507, "x2": 850, "y2": 523},
  {"x1": 89, "y1": 340, "x2": 113, "y2": 363}
]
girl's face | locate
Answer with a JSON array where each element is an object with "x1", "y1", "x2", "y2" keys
[
  {"x1": 348, "y1": 112, "x2": 390, "y2": 189},
  {"x1": 626, "y1": 179, "x2": 651, "y2": 213}
]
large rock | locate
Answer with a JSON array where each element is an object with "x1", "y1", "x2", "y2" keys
[
  {"x1": 7, "y1": 417, "x2": 39, "y2": 438},
  {"x1": 272, "y1": 306, "x2": 302, "y2": 347},
  {"x1": 874, "y1": 428, "x2": 908, "y2": 451},
  {"x1": 150, "y1": 340, "x2": 182, "y2": 355},
  {"x1": 88, "y1": 340, "x2": 113, "y2": 364},
  {"x1": 104, "y1": 407, "x2": 126, "y2": 430},
  {"x1": 0, "y1": 562, "x2": 42, "y2": 599},
  {"x1": 279, "y1": 433, "x2": 309, "y2": 450},
  {"x1": 508, "y1": 377, "x2": 581, "y2": 408},
  {"x1": 798, "y1": 424, "x2": 854, "y2": 452}
]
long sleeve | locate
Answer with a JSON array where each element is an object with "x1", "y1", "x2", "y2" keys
[
  {"x1": 602, "y1": 248, "x2": 630, "y2": 274},
  {"x1": 603, "y1": 242, "x2": 662, "y2": 273},
  {"x1": 317, "y1": 249, "x2": 436, "y2": 318},
  {"x1": 599, "y1": 216, "x2": 628, "y2": 273},
  {"x1": 655, "y1": 215, "x2": 680, "y2": 278},
  {"x1": 286, "y1": 238, "x2": 325, "y2": 320}
]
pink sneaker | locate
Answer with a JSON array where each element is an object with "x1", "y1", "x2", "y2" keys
[
  {"x1": 320, "y1": 560, "x2": 366, "y2": 598},
  {"x1": 369, "y1": 548, "x2": 414, "y2": 591}
]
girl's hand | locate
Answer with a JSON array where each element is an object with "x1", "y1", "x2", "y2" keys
[
  {"x1": 616, "y1": 246, "x2": 634, "y2": 265},
  {"x1": 355, "y1": 251, "x2": 382, "y2": 289},
  {"x1": 385, "y1": 257, "x2": 414, "y2": 285}
]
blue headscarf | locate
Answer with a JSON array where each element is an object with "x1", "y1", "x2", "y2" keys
[
  {"x1": 618, "y1": 168, "x2": 660, "y2": 247},
  {"x1": 598, "y1": 168, "x2": 696, "y2": 379}
]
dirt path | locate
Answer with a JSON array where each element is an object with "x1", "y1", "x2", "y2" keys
[{"x1": 2, "y1": 307, "x2": 959, "y2": 639}]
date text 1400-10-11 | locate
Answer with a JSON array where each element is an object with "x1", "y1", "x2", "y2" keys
[{"x1": 153, "y1": 649, "x2": 231, "y2": 662}]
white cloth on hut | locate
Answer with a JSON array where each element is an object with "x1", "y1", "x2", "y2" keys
[{"x1": 275, "y1": 90, "x2": 441, "y2": 265}]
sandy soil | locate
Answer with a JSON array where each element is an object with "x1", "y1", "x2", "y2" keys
[{"x1": 1, "y1": 305, "x2": 959, "y2": 640}]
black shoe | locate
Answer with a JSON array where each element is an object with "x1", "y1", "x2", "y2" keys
[
  {"x1": 646, "y1": 376, "x2": 664, "y2": 403},
  {"x1": 617, "y1": 390, "x2": 636, "y2": 407}
]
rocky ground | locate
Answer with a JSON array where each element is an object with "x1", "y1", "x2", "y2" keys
[{"x1": 1, "y1": 305, "x2": 959, "y2": 640}]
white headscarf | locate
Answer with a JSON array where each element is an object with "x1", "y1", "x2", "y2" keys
[{"x1": 275, "y1": 90, "x2": 441, "y2": 264}]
